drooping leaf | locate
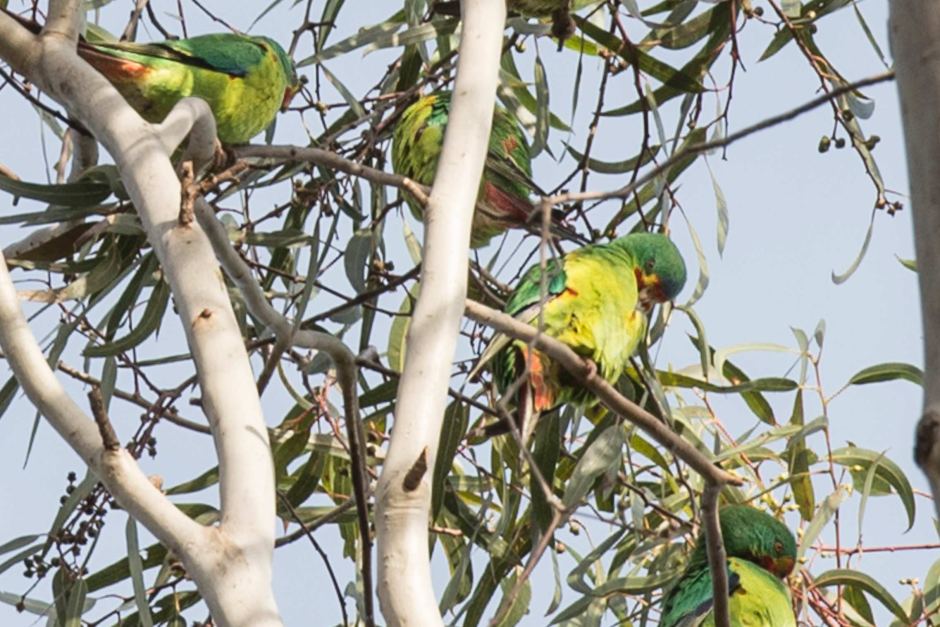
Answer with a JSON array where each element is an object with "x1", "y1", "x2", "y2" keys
[
  {"x1": 814, "y1": 569, "x2": 910, "y2": 623},
  {"x1": 848, "y1": 362, "x2": 923, "y2": 387},
  {"x1": 831, "y1": 446, "x2": 915, "y2": 530}
]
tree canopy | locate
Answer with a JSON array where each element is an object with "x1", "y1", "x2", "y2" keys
[{"x1": 0, "y1": 1, "x2": 930, "y2": 626}]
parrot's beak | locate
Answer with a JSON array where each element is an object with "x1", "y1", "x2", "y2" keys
[{"x1": 281, "y1": 85, "x2": 300, "y2": 111}]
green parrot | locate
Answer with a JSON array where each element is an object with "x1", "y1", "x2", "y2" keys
[
  {"x1": 77, "y1": 33, "x2": 300, "y2": 144},
  {"x1": 660, "y1": 505, "x2": 798, "y2": 627},
  {"x1": 391, "y1": 90, "x2": 563, "y2": 248},
  {"x1": 507, "y1": 0, "x2": 598, "y2": 17},
  {"x1": 474, "y1": 232, "x2": 686, "y2": 439},
  {"x1": 507, "y1": 0, "x2": 599, "y2": 43}
]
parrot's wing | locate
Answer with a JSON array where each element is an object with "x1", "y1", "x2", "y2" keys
[
  {"x1": 88, "y1": 34, "x2": 268, "y2": 78},
  {"x1": 468, "y1": 258, "x2": 567, "y2": 381}
]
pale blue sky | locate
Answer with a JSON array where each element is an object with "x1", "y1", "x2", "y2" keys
[{"x1": 0, "y1": 1, "x2": 930, "y2": 625}]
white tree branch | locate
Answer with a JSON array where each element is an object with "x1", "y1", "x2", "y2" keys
[
  {"x1": 373, "y1": 0, "x2": 507, "y2": 624},
  {"x1": 891, "y1": 4, "x2": 940, "y2": 519},
  {"x1": 43, "y1": 0, "x2": 83, "y2": 40},
  {"x1": 0, "y1": 252, "x2": 206, "y2": 546},
  {"x1": 194, "y1": 197, "x2": 375, "y2": 623},
  {"x1": 154, "y1": 97, "x2": 218, "y2": 170},
  {"x1": 0, "y1": 7, "x2": 282, "y2": 625}
]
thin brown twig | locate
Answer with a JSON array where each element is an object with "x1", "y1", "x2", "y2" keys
[
  {"x1": 542, "y1": 70, "x2": 895, "y2": 209},
  {"x1": 276, "y1": 492, "x2": 350, "y2": 627},
  {"x1": 464, "y1": 299, "x2": 740, "y2": 486},
  {"x1": 88, "y1": 386, "x2": 120, "y2": 450}
]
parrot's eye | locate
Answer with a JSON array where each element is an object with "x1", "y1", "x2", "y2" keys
[
  {"x1": 773, "y1": 541, "x2": 784, "y2": 554},
  {"x1": 644, "y1": 259, "x2": 655, "y2": 272}
]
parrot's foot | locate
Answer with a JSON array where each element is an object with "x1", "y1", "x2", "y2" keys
[
  {"x1": 551, "y1": 9, "x2": 576, "y2": 50},
  {"x1": 583, "y1": 358, "x2": 598, "y2": 380},
  {"x1": 430, "y1": 0, "x2": 459, "y2": 16},
  {"x1": 210, "y1": 140, "x2": 235, "y2": 173},
  {"x1": 177, "y1": 154, "x2": 250, "y2": 225}
]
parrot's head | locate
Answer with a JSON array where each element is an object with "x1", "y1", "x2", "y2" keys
[
  {"x1": 618, "y1": 232, "x2": 687, "y2": 309},
  {"x1": 718, "y1": 505, "x2": 797, "y2": 579},
  {"x1": 264, "y1": 37, "x2": 301, "y2": 111}
]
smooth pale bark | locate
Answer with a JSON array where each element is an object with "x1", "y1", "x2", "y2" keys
[
  {"x1": 374, "y1": 1, "x2": 507, "y2": 624},
  {"x1": 891, "y1": 3, "x2": 940, "y2": 519},
  {"x1": 0, "y1": 5, "x2": 281, "y2": 625}
]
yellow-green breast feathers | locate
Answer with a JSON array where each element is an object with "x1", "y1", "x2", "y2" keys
[{"x1": 492, "y1": 232, "x2": 686, "y2": 413}]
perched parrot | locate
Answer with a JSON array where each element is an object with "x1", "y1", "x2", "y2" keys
[
  {"x1": 391, "y1": 90, "x2": 564, "y2": 248},
  {"x1": 661, "y1": 505, "x2": 798, "y2": 627},
  {"x1": 507, "y1": 0, "x2": 599, "y2": 43},
  {"x1": 473, "y1": 232, "x2": 686, "y2": 439},
  {"x1": 507, "y1": 0, "x2": 598, "y2": 17},
  {"x1": 77, "y1": 33, "x2": 300, "y2": 144}
]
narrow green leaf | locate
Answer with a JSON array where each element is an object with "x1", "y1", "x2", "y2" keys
[
  {"x1": 0, "y1": 535, "x2": 41, "y2": 556},
  {"x1": 680, "y1": 210, "x2": 709, "y2": 306},
  {"x1": 0, "y1": 591, "x2": 53, "y2": 616},
  {"x1": 739, "y1": 371, "x2": 779, "y2": 426},
  {"x1": 165, "y1": 466, "x2": 219, "y2": 496},
  {"x1": 659, "y1": 371, "x2": 798, "y2": 394},
  {"x1": 85, "y1": 279, "x2": 170, "y2": 357},
  {"x1": 529, "y1": 54, "x2": 550, "y2": 158},
  {"x1": 388, "y1": 285, "x2": 418, "y2": 372},
  {"x1": 0, "y1": 174, "x2": 112, "y2": 206},
  {"x1": 344, "y1": 230, "x2": 374, "y2": 294},
  {"x1": 125, "y1": 517, "x2": 154, "y2": 627},
  {"x1": 923, "y1": 557, "x2": 940, "y2": 617},
  {"x1": 432, "y1": 401, "x2": 468, "y2": 520},
  {"x1": 706, "y1": 162, "x2": 729, "y2": 256},
  {"x1": 798, "y1": 484, "x2": 849, "y2": 560},
  {"x1": 85, "y1": 544, "x2": 167, "y2": 592},
  {"x1": 830, "y1": 446, "x2": 915, "y2": 530},
  {"x1": 564, "y1": 143, "x2": 660, "y2": 174},
  {"x1": 0, "y1": 376, "x2": 19, "y2": 422},
  {"x1": 316, "y1": 0, "x2": 348, "y2": 51},
  {"x1": 787, "y1": 391, "x2": 815, "y2": 521},
  {"x1": 531, "y1": 411, "x2": 561, "y2": 533},
  {"x1": 302, "y1": 16, "x2": 458, "y2": 65},
  {"x1": 896, "y1": 255, "x2": 917, "y2": 272},
  {"x1": 832, "y1": 208, "x2": 875, "y2": 284},
  {"x1": 63, "y1": 575, "x2": 88, "y2": 627},
  {"x1": 359, "y1": 379, "x2": 399, "y2": 408},
  {"x1": 0, "y1": 542, "x2": 43, "y2": 576},
  {"x1": 782, "y1": 0, "x2": 801, "y2": 17},
  {"x1": 493, "y1": 570, "x2": 531, "y2": 627},
  {"x1": 575, "y1": 16, "x2": 702, "y2": 93},
  {"x1": 848, "y1": 362, "x2": 923, "y2": 386},
  {"x1": 814, "y1": 569, "x2": 910, "y2": 623},
  {"x1": 563, "y1": 424, "x2": 623, "y2": 508},
  {"x1": 813, "y1": 319, "x2": 826, "y2": 349},
  {"x1": 851, "y1": 2, "x2": 888, "y2": 68},
  {"x1": 320, "y1": 64, "x2": 365, "y2": 120},
  {"x1": 843, "y1": 583, "x2": 876, "y2": 625}
]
